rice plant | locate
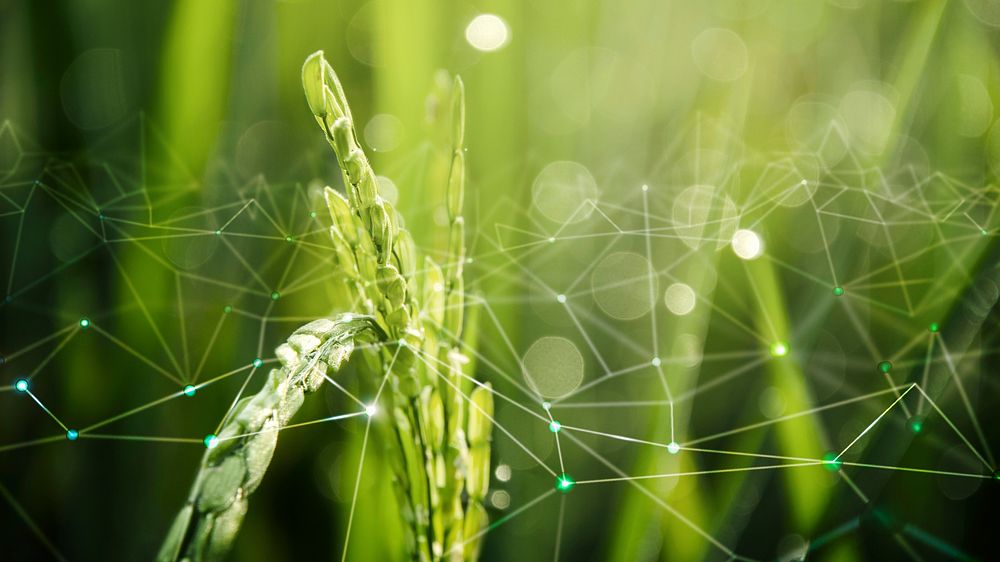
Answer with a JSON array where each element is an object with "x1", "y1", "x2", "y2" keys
[{"x1": 157, "y1": 50, "x2": 492, "y2": 562}]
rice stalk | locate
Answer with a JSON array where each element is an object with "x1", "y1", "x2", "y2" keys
[
  {"x1": 156, "y1": 315, "x2": 382, "y2": 561},
  {"x1": 159, "y1": 50, "x2": 492, "y2": 561}
]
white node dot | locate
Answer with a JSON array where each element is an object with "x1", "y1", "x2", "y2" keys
[
  {"x1": 770, "y1": 342, "x2": 789, "y2": 357},
  {"x1": 667, "y1": 441, "x2": 680, "y2": 454},
  {"x1": 642, "y1": 184, "x2": 649, "y2": 192},
  {"x1": 365, "y1": 404, "x2": 377, "y2": 417},
  {"x1": 465, "y1": 14, "x2": 510, "y2": 52},
  {"x1": 731, "y1": 229, "x2": 763, "y2": 260},
  {"x1": 651, "y1": 357, "x2": 661, "y2": 367},
  {"x1": 556, "y1": 294, "x2": 567, "y2": 303}
]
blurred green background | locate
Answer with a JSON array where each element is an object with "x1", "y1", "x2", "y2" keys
[{"x1": 2, "y1": 0, "x2": 1000, "y2": 560}]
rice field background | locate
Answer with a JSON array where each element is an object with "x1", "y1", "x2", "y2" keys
[{"x1": 2, "y1": 0, "x2": 1000, "y2": 560}]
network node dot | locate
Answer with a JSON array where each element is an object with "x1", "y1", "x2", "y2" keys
[
  {"x1": 214, "y1": 229, "x2": 221, "y2": 236},
  {"x1": 542, "y1": 401, "x2": 551, "y2": 411},
  {"x1": 667, "y1": 441, "x2": 680, "y2": 454},
  {"x1": 204, "y1": 434, "x2": 219, "y2": 449},
  {"x1": 549, "y1": 420, "x2": 561, "y2": 433},
  {"x1": 466, "y1": 257, "x2": 474, "y2": 264},
  {"x1": 651, "y1": 357, "x2": 661, "y2": 367},
  {"x1": 556, "y1": 294, "x2": 566, "y2": 303},
  {"x1": 908, "y1": 416, "x2": 923, "y2": 434},
  {"x1": 183, "y1": 385, "x2": 197, "y2": 397},
  {"x1": 548, "y1": 237, "x2": 556, "y2": 243},
  {"x1": 877, "y1": 360, "x2": 892, "y2": 374},
  {"x1": 66, "y1": 429, "x2": 79, "y2": 441},
  {"x1": 309, "y1": 211, "x2": 318, "y2": 219},
  {"x1": 833, "y1": 286, "x2": 844, "y2": 296},
  {"x1": 14, "y1": 378, "x2": 28, "y2": 393},
  {"x1": 555, "y1": 473, "x2": 575, "y2": 493},
  {"x1": 285, "y1": 235, "x2": 293, "y2": 243},
  {"x1": 270, "y1": 291, "x2": 280, "y2": 301},
  {"x1": 223, "y1": 305, "x2": 232, "y2": 314},
  {"x1": 252, "y1": 358, "x2": 264, "y2": 368},
  {"x1": 0, "y1": 356, "x2": 5, "y2": 365},
  {"x1": 79, "y1": 318, "x2": 90, "y2": 328},
  {"x1": 365, "y1": 404, "x2": 377, "y2": 417},
  {"x1": 642, "y1": 184, "x2": 649, "y2": 192},
  {"x1": 993, "y1": 469, "x2": 1000, "y2": 481},
  {"x1": 982, "y1": 229, "x2": 989, "y2": 236},
  {"x1": 770, "y1": 341, "x2": 789, "y2": 357},
  {"x1": 822, "y1": 452, "x2": 842, "y2": 471},
  {"x1": 929, "y1": 322, "x2": 939, "y2": 333}
]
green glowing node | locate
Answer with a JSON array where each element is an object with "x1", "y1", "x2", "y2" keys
[
  {"x1": 833, "y1": 286, "x2": 844, "y2": 296},
  {"x1": 556, "y1": 294, "x2": 566, "y2": 303},
  {"x1": 877, "y1": 360, "x2": 892, "y2": 374},
  {"x1": 214, "y1": 229, "x2": 221, "y2": 236},
  {"x1": 542, "y1": 401, "x2": 551, "y2": 411},
  {"x1": 14, "y1": 378, "x2": 28, "y2": 393},
  {"x1": 822, "y1": 452, "x2": 842, "y2": 471},
  {"x1": 908, "y1": 416, "x2": 923, "y2": 434},
  {"x1": 549, "y1": 420, "x2": 561, "y2": 433},
  {"x1": 183, "y1": 385, "x2": 197, "y2": 397},
  {"x1": 555, "y1": 473, "x2": 575, "y2": 493},
  {"x1": 929, "y1": 322, "x2": 939, "y2": 333},
  {"x1": 270, "y1": 291, "x2": 280, "y2": 301},
  {"x1": 993, "y1": 469, "x2": 1000, "y2": 481},
  {"x1": 309, "y1": 211, "x2": 317, "y2": 218},
  {"x1": 982, "y1": 229, "x2": 989, "y2": 236},
  {"x1": 79, "y1": 318, "x2": 90, "y2": 328},
  {"x1": 252, "y1": 358, "x2": 264, "y2": 368},
  {"x1": 667, "y1": 441, "x2": 680, "y2": 454},
  {"x1": 651, "y1": 357, "x2": 661, "y2": 367},
  {"x1": 770, "y1": 341, "x2": 789, "y2": 357},
  {"x1": 285, "y1": 235, "x2": 293, "y2": 243},
  {"x1": 66, "y1": 429, "x2": 79, "y2": 441},
  {"x1": 204, "y1": 434, "x2": 219, "y2": 449},
  {"x1": 223, "y1": 305, "x2": 232, "y2": 314}
]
